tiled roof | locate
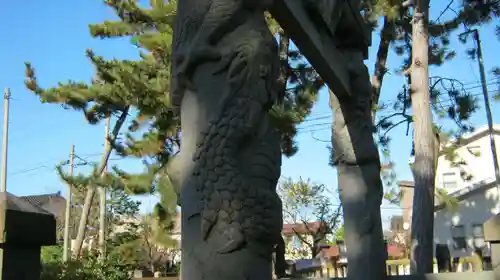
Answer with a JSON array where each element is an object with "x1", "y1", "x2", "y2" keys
[
  {"x1": 320, "y1": 245, "x2": 340, "y2": 259},
  {"x1": 0, "y1": 192, "x2": 53, "y2": 215},
  {"x1": 387, "y1": 244, "x2": 405, "y2": 258},
  {"x1": 397, "y1": 180, "x2": 414, "y2": 188},
  {"x1": 20, "y1": 192, "x2": 62, "y2": 206},
  {"x1": 282, "y1": 221, "x2": 325, "y2": 234},
  {"x1": 19, "y1": 192, "x2": 65, "y2": 218}
]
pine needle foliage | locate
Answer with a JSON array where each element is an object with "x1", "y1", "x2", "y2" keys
[
  {"x1": 24, "y1": 0, "x2": 324, "y2": 224},
  {"x1": 367, "y1": 0, "x2": 499, "y2": 205},
  {"x1": 25, "y1": 0, "x2": 179, "y2": 226}
]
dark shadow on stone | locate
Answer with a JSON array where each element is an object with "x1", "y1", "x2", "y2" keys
[{"x1": 330, "y1": 49, "x2": 387, "y2": 280}]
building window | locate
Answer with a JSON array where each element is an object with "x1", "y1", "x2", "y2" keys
[
  {"x1": 472, "y1": 224, "x2": 485, "y2": 249},
  {"x1": 451, "y1": 225, "x2": 466, "y2": 250},
  {"x1": 442, "y1": 172, "x2": 458, "y2": 189}
]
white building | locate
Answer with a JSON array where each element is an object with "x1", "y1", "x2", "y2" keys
[{"x1": 400, "y1": 124, "x2": 500, "y2": 258}]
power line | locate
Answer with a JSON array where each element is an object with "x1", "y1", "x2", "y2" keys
[
  {"x1": 7, "y1": 152, "x2": 123, "y2": 177},
  {"x1": 297, "y1": 85, "x2": 498, "y2": 135},
  {"x1": 299, "y1": 80, "x2": 496, "y2": 125}
]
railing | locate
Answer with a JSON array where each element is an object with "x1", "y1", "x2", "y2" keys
[
  {"x1": 297, "y1": 257, "x2": 489, "y2": 278},
  {"x1": 132, "y1": 257, "x2": 490, "y2": 279}
]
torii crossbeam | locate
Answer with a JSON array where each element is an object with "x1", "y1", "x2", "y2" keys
[{"x1": 270, "y1": 0, "x2": 371, "y2": 98}]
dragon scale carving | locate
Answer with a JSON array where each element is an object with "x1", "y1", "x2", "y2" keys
[{"x1": 172, "y1": 0, "x2": 283, "y2": 260}]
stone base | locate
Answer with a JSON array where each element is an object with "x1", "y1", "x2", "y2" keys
[{"x1": 0, "y1": 244, "x2": 42, "y2": 280}]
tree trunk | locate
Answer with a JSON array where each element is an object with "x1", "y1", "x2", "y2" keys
[
  {"x1": 273, "y1": 29, "x2": 290, "y2": 280},
  {"x1": 71, "y1": 108, "x2": 128, "y2": 259},
  {"x1": 72, "y1": 187, "x2": 96, "y2": 259},
  {"x1": 274, "y1": 236, "x2": 288, "y2": 278},
  {"x1": 98, "y1": 115, "x2": 111, "y2": 259},
  {"x1": 330, "y1": 49, "x2": 386, "y2": 280},
  {"x1": 371, "y1": 16, "x2": 392, "y2": 117},
  {"x1": 278, "y1": 30, "x2": 290, "y2": 95},
  {"x1": 409, "y1": 0, "x2": 435, "y2": 274},
  {"x1": 172, "y1": 2, "x2": 282, "y2": 280}
]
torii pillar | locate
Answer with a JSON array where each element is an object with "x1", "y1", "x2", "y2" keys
[{"x1": 270, "y1": 2, "x2": 386, "y2": 280}]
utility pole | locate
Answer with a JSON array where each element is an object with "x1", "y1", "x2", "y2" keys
[
  {"x1": 98, "y1": 116, "x2": 110, "y2": 258},
  {"x1": 1, "y1": 88, "x2": 10, "y2": 193},
  {"x1": 0, "y1": 88, "x2": 11, "y2": 280},
  {"x1": 63, "y1": 144, "x2": 75, "y2": 262},
  {"x1": 467, "y1": 29, "x2": 500, "y2": 184},
  {"x1": 409, "y1": 0, "x2": 435, "y2": 275}
]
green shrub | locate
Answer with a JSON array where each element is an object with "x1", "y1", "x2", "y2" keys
[
  {"x1": 41, "y1": 245, "x2": 64, "y2": 264},
  {"x1": 41, "y1": 250, "x2": 131, "y2": 280}
]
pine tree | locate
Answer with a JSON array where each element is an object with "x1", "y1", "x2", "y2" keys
[
  {"x1": 370, "y1": 0, "x2": 499, "y2": 199},
  {"x1": 265, "y1": 13, "x2": 324, "y2": 156},
  {"x1": 70, "y1": 185, "x2": 100, "y2": 240},
  {"x1": 24, "y1": 0, "x2": 324, "y2": 259},
  {"x1": 370, "y1": 0, "x2": 500, "y2": 272},
  {"x1": 25, "y1": 0, "x2": 179, "y2": 258}
]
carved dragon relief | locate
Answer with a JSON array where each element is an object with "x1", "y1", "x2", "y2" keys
[{"x1": 171, "y1": 0, "x2": 283, "y2": 258}]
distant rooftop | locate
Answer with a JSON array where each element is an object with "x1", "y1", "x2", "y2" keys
[
  {"x1": 441, "y1": 124, "x2": 500, "y2": 148},
  {"x1": 1, "y1": 193, "x2": 54, "y2": 215},
  {"x1": 20, "y1": 192, "x2": 63, "y2": 208}
]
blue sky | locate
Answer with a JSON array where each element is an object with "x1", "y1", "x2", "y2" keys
[{"x1": 1, "y1": 1, "x2": 499, "y2": 228}]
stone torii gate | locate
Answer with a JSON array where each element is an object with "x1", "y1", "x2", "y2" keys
[{"x1": 170, "y1": 1, "x2": 385, "y2": 280}]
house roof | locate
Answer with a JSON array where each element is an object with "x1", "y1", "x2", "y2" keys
[
  {"x1": 0, "y1": 192, "x2": 54, "y2": 215},
  {"x1": 397, "y1": 180, "x2": 414, "y2": 188},
  {"x1": 387, "y1": 244, "x2": 405, "y2": 258},
  {"x1": 434, "y1": 178, "x2": 498, "y2": 211},
  {"x1": 20, "y1": 192, "x2": 63, "y2": 206},
  {"x1": 315, "y1": 242, "x2": 404, "y2": 260},
  {"x1": 397, "y1": 178, "x2": 498, "y2": 211},
  {"x1": 320, "y1": 245, "x2": 340, "y2": 259},
  {"x1": 19, "y1": 192, "x2": 65, "y2": 218},
  {"x1": 282, "y1": 221, "x2": 325, "y2": 234},
  {"x1": 440, "y1": 124, "x2": 500, "y2": 150}
]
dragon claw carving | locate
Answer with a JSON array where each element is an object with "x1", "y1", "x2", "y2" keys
[
  {"x1": 173, "y1": 0, "x2": 283, "y2": 264},
  {"x1": 217, "y1": 224, "x2": 245, "y2": 254}
]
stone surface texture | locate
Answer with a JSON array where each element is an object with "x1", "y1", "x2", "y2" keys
[
  {"x1": 270, "y1": 0, "x2": 351, "y2": 97},
  {"x1": 0, "y1": 192, "x2": 57, "y2": 280},
  {"x1": 329, "y1": 48, "x2": 386, "y2": 280},
  {"x1": 171, "y1": 0, "x2": 283, "y2": 279}
]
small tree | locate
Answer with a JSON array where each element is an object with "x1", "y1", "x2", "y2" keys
[
  {"x1": 278, "y1": 177, "x2": 342, "y2": 258},
  {"x1": 108, "y1": 213, "x2": 178, "y2": 274}
]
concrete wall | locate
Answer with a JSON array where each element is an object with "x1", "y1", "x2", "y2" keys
[
  {"x1": 401, "y1": 185, "x2": 414, "y2": 225},
  {"x1": 400, "y1": 127, "x2": 500, "y2": 258},
  {"x1": 434, "y1": 133, "x2": 500, "y2": 193},
  {"x1": 434, "y1": 183, "x2": 500, "y2": 258},
  {"x1": 432, "y1": 130, "x2": 500, "y2": 258}
]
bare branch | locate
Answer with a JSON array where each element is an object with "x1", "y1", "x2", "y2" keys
[{"x1": 292, "y1": 228, "x2": 313, "y2": 248}]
